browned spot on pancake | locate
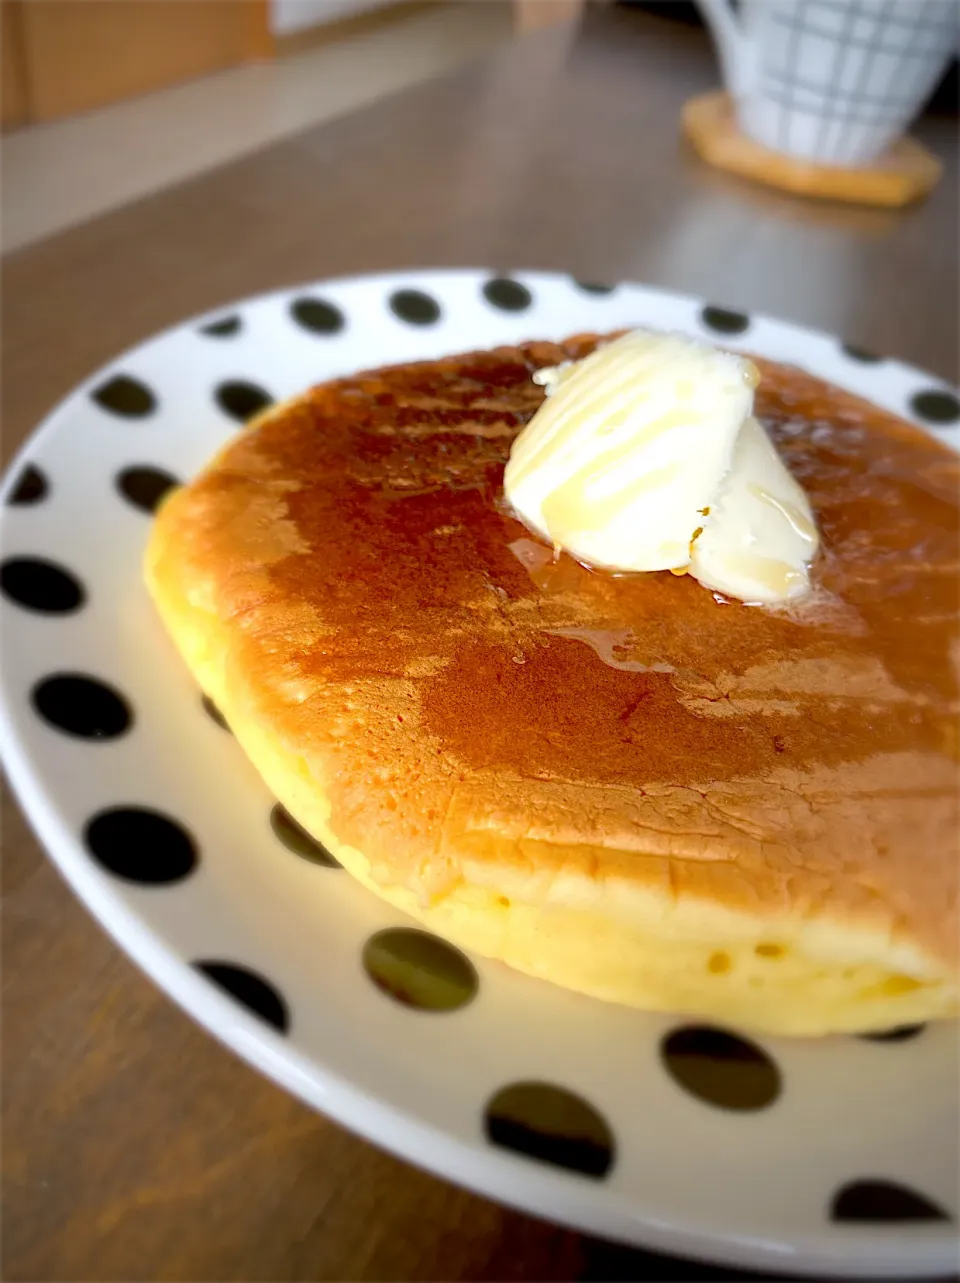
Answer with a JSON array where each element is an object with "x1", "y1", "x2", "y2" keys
[
  {"x1": 262, "y1": 353, "x2": 958, "y2": 790},
  {"x1": 260, "y1": 344, "x2": 958, "y2": 772},
  {"x1": 421, "y1": 633, "x2": 951, "y2": 786}
]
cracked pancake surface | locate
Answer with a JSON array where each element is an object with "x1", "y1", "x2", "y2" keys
[{"x1": 146, "y1": 333, "x2": 959, "y2": 1036}]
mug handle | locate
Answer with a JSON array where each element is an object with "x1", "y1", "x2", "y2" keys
[{"x1": 697, "y1": 0, "x2": 752, "y2": 98}]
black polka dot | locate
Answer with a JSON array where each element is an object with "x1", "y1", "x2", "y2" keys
[
  {"x1": 85, "y1": 807, "x2": 198, "y2": 885},
  {"x1": 270, "y1": 804, "x2": 340, "y2": 867},
  {"x1": 291, "y1": 296, "x2": 345, "y2": 335},
  {"x1": 859, "y1": 1024, "x2": 926, "y2": 1043},
  {"x1": 389, "y1": 289, "x2": 441, "y2": 326},
  {"x1": 485, "y1": 1082, "x2": 614, "y2": 1178},
  {"x1": 841, "y1": 342, "x2": 882, "y2": 363},
  {"x1": 194, "y1": 961, "x2": 289, "y2": 1033},
  {"x1": 92, "y1": 375, "x2": 156, "y2": 418},
  {"x1": 116, "y1": 466, "x2": 179, "y2": 514},
  {"x1": 201, "y1": 694, "x2": 230, "y2": 731},
  {"x1": 483, "y1": 277, "x2": 532, "y2": 312},
  {"x1": 8, "y1": 465, "x2": 48, "y2": 505},
  {"x1": 32, "y1": 673, "x2": 132, "y2": 740},
  {"x1": 200, "y1": 315, "x2": 241, "y2": 337},
  {"x1": 911, "y1": 389, "x2": 960, "y2": 425},
  {"x1": 831, "y1": 1179, "x2": 950, "y2": 1222},
  {"x1": 363, "y1": 927, "x2": 477, "y2": 1011},
  {"x1": 215, "y1": 381, "x2": 274, "y2": 424},
  {"x1": 701, "y1": 305, "x2": 750, "y2": 336},
  {"x1": 0, "y1": 557, "x2": 85, "y2": 614},
  {"x1": 574, "y1": 280, "x2": 616, "y2": 295},
  {"x1": 661, "y1": 1026, "x2": 780, "y2": 1111}
]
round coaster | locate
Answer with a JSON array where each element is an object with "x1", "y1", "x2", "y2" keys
[{"x1": 682, "y1": 91, "x2": 943, "y2": 209}]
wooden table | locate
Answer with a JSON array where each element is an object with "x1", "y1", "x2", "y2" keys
[{"x1": 2, "y1": 7, "x2": 957, "y2": 1281}]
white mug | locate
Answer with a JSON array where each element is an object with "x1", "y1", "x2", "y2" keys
[{"x1": 697, "y1": 0, "x2": 958, "y2": 166}]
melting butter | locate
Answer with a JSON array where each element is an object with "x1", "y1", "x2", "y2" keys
[
  {"x1": 504, "y1": 330, "x2": 819, "y2": 604},
  {"x1": 689, "y1": 414, "x2": 819, "y2": 603}
]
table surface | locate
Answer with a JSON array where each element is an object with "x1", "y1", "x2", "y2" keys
[{"x1": 2, "y1": 7, "x2": 957, "y2": 1281}]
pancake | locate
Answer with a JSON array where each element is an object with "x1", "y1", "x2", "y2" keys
[{"x1": 145, "y1": 332, "x2": 960, "y2": 1037}]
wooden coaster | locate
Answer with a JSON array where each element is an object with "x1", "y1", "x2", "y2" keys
[{"x1": 682, "y1": 91, "x2": 942, "y2": 208}]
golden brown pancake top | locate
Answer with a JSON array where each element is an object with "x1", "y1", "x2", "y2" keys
[{"x1": 185, "y1": 335, "x2": 960, "y2": 966}]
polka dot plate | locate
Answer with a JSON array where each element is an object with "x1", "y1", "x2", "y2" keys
[{"x1": 1, "y1": 270, "x2": 957, "y2": 1279}]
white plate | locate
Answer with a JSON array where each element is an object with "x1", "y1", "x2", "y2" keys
[{"x1": 2, "y1": 270, "x2": 958, "y2": 1280}]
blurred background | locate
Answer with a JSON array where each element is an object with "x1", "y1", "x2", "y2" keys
[{"x1": 7, "y1": 0, "x2": 951, "y2": 256}]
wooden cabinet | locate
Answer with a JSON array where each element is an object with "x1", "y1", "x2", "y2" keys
[
  {"x1": 0, "y1": 0, "x2": 27, "y2": 128},
  {"x1": 1, "y1": 0, "x2": 270, "y2": 129}
]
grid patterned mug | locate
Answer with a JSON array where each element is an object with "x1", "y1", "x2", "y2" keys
[{"x1": 697, "y1": 0, "x2": 958, "y2": 166}]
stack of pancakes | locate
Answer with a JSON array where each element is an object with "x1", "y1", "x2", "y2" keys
[{"x1": 146, "y1": 333, "x2": 959, "y2": 1036}]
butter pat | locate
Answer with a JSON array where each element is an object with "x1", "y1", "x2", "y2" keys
[
  {"x1": 689, "y1": 414, "x2": 819, "y2": 602},
  {"x1": 503, "y1": 330, "x2": 819, "y2": 604},
  {"x1": 505, "y1": 331, "x2": 753, "y2": 574}
]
